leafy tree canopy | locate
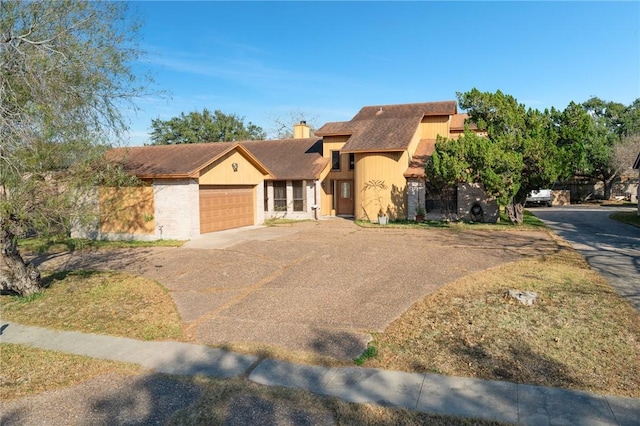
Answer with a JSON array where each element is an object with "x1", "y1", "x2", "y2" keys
[
  {"x1": 1, "y1": 0, "x2": 150, "y2": 295},
  {"x1": 427, "y1": 89, "x2": 562, "y2": 223},
  {"x1": 426, "y1": 131, "x2": 523, "y2": 207},
  {"x1": 551, "y1": 97, "x2": 640, "y2": 198},
  {"x1": 149, "y1": 108, "x2": 266, "y2": 145}
]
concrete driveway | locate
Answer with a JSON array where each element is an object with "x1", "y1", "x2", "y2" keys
[
  {"x1": 37, "y1": 219, "x2": 558, "y2": 360},
  {"x1": 530, "y1": 206, "x2": 640, "y2": 312}
]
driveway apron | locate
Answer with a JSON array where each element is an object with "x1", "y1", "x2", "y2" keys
[{"x1": 35, "y1": 219, "x2": 559, "y2": 360}]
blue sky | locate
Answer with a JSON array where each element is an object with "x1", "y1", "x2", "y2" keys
[{"x1": 124, "y1": 1, "x2": 640, "y2": 146}]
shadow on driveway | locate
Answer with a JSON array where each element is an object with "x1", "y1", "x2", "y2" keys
[{"x1": 33, "y1": 219, "x2": 560, "y2": 360}]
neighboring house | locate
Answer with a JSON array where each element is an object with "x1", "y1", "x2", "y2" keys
[{"x1": 90, "y1": 100, "x2": 496, "y2": 241}]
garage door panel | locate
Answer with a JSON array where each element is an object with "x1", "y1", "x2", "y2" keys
[{"x1": 199, "y1": 185, "x2": 254, "y2": 233}]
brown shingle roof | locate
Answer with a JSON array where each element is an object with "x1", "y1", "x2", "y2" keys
[
  {"x1": 314, "y1": 121, "x2": 353, "y2": 136},
  {"x1": 242, "y1": 138, "x2": 329, "y2": 180},
  {"x1": 107, "y1": 143, "x2": 240, "y2": 178},
  {"x1": 107, "y1": 138, "x2": 328, "y2": 181},
  {"x1": 450, "y1": 113, "x2": 478, "y2": 131},
  {"x1": 404, "y1": 139, "x2": 436, "y2": 178},
  {"x1": 316, "y1": 101, "x2": 457, "y2": 152}
]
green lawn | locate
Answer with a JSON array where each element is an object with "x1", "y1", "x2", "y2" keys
[{"x1": 609, "y1": 211, "x2": 640, "y2": 228}]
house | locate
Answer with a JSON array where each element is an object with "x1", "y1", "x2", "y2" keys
[
  {"x1": 90, "y1": 100, "x2": 495, "y2": 241},
  {"x1": 98, "y1": 131, "x2": 328, "y2": 240},
  {"x1": 315, "y1": 101, "x2": 495, "y2": 223}
]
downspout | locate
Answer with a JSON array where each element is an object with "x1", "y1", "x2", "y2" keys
[{"x1": 313, "y1": 179, "x2": 319, "y2": 220}]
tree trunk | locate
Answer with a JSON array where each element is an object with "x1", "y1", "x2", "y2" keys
[
  {"x1": 603, "y1": 173, "x2": 617, "y2": 200},
  {"x1": 505, "y1": 202, "x2": 524, "y2": 225},
  {"x1": 0, "y1": 224, "x2": 42, "y2": 296}
]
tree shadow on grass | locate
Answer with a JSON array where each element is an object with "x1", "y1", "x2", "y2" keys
[
  {"x1": 29, "y1": 247, "x2": 159, "y2": 275},
  {"x1": 39, "y1": 269, "x2": 103, "y2": 288},
  {"x1": 412, "y1": 337, "x2": 583, "y2": 391}
]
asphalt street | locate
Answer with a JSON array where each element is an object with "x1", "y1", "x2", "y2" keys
[{"x1": 531, "y1": 206, "x2": 640, "y2": 312}]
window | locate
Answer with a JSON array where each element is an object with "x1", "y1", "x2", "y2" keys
[
  {"x1": 349, "y1": 153, "x2": 355, "y2": 170},
  {"x1": 331, "y1": 151, "x2": 340, "y2": 171},
  {"x1": 340, "y1": 181, "x2": 351, "y2": 199},
  {"x1": 273, "y1": 181, "x2": 287, "y2": 211},
  {"x1": 292, "y1": 180, "x2": 305, "y2": 211}
]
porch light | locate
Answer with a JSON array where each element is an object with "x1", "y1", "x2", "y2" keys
[{"x1": 232, "y1": 162, "x2": 238, "y2": 172}]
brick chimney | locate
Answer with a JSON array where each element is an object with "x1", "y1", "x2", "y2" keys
[{"x1": 293, "y1": 120, "x2": 310, "y2": 139}]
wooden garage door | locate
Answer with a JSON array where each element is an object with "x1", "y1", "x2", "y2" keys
[{"x1": 199, "y1": 185, "x2": 254, "y2": 233}]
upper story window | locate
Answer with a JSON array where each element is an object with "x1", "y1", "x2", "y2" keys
[
  {"x1": 331, "y1": 151, "x2": 340, "y2": 171},
  {"x1": 349, "y1": 153, "x2": 355, "y2": 170}
]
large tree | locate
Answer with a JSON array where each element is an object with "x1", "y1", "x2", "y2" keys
[
  {"x1": 550, "y1": 97, "x2": 640, "y2": 199},
  {"x1": 1, "y1": 1, "x2": 149, "y2": 295},
  {"x1": 149, "y1": 108, "x2": 266, "y2": 145},
  {"x1": 447, "y1": 89, "x2": 561, "y2": 223},
  {"x1": 426, "y1": 130, "x2": 523, "y2": 219}
]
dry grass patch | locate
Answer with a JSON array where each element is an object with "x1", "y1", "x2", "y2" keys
[
  {"x1": 0, "y1": 271, "x2": 183, "y2": 341},
  {"x1": 366, "y1": 249, "x2": 640, "y2": 397},
  {"x1": 0, "y1": 343, "x2": 140, "y2": 400},
  {"x1": 168, "y1": 376, "x2": 505, "y2": 426}
]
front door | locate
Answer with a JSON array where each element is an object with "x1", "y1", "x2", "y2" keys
[{"x1": 336, "y1": 180, "x2": 354, "y2": 216}]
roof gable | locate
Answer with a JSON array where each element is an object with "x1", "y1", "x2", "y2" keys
[
  {"x1": 107, "y1": 142, "x2": 272, "y2": 179},
  {"x1": 317, "y1": 101, "x2": 457, "y2": 152},
  {"x1": 450, "y1": 113, "x2": 478, "y2": 131},
  {"x1": 107, "y1": 139, "x2": 328, "y2": 181}
]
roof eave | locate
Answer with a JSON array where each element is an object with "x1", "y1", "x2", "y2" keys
[
  {"x1": 189, "y1": 143, "x2": 274, "y2": 178},
  {"x1": 341, "y1": 148, "x2": 407, "y2": 154},
  {"x1": 135, "y1": 173, "x2": 193, "y2": 180},
  {"x1": 404, "y1": 172, "x2": 426, "y2": 178},
  {"x1": 316, "y1": 131, "x2": 354, "y2": 137}
]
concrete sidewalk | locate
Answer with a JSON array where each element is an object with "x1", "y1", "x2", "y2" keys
[{"x1": 2, "y1": 321, "x2": 638, "y2": 425}]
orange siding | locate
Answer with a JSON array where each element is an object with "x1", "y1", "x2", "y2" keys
[
  {"x1": 420, "y1": 116, "x2": 450, "y2": 139},
  {"x1": 406, "y1": 126, "x2": 422, "y2": 157},
  {"x1": 320, "y1": 138, "x2": 352, "y2": 216},
  {"x1": 355, "y1": 152, "x2": 407, "y2": 221},
  {"x1": 199, "y1": 150, "x2": 265, "y2": 185},
  {"x1": 100, "y1": 186, "x2": 155, "y2": 235}
]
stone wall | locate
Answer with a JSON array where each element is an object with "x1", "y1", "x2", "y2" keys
[
  {"x1": 406, "y1": 178, "x2": 426, "y2": 221},
  {"x1": 457, "y1": 183, "x2": 499, "y2": 223}
]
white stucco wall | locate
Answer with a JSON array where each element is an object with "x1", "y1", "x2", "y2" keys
[
  {"x1": 255, "y1": 181, "x2": 265, "y2": 225},
  {"x1": 153, "y1": 178, "x2": 200, "y2": 240}
]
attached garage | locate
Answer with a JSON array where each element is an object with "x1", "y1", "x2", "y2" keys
[
  {"x1": 102, "y1": 142, "x2": 272, "y2": 241},
  {"x1": 199, "y1": 185, "x2": 254, "y2": 233}
]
